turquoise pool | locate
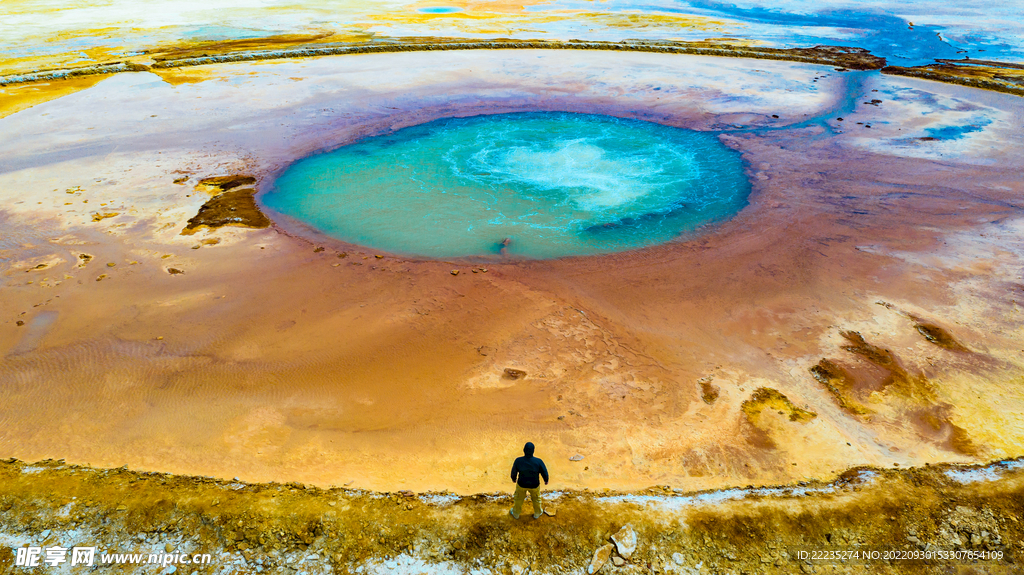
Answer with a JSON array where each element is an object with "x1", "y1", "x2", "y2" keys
[{"x1": 263, "y1": 112, "x2": 750, "y2": 259}]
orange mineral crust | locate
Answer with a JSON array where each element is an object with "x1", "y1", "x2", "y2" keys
[{"x1": 1, "y1": 50, "x2": 1022, "y2": 494}]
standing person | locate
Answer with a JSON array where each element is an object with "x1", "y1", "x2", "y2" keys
[{"x1": 510, "y1": 442, "x2": 549, "y2": 519}]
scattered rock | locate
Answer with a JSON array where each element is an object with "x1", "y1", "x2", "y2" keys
[
  {"x1": 182, "y1": 188, "x2": 270, "y2": 234},
  {"x1": 503, "y1": 368, "x2": 527, "y2": 380},
  {"x1": 915, "y1": 322, "x2": 968, "y2": 351},
  {"x1": 698, "y1": 377, "x2": 719, "y2": 404},
  {"x1": 450, "y1": 269, "x2": 460, "y2": 276},
  {"x1": 809, "y1": 358, "x2": 871, "y2": 415},
  {"x1": 16, "y1": 320, "x2": 24, "y2": 327},
  {"x1": 612, "y1": 556, "x2": 625, "y2": 567},
  {"x1": 91, "y1": 212, "x2": 119, "y2": 222},
  {"x1": 193, "y1": 175, "x2": 256, "y2": 195},
  {"x1": 742, "y1": 387, "x2": 817, "y2": 424},
  {"x1": 569, "y1": 454, "x2": 584, "y2": 462},
  {"x1": 588, "y1": 543, "x2": 614, "y2": 574},
  {"x1": 165, "y1": 543, "x2": 174, "y2": 553},
  {"x1": 314, "y1": 246, "x2": 325, "y2": 253},
  {"x1": 166, "y1": 268, "x2": 184, "y2": 275},
  {"x1": 672, "y1": 552, "x2": 685, "y2": 565},
  {"x1": 543, "y1": 508, "x2": 556, "y2": 517},
  {"x1": 611, "y1": 524, "x2": 637, "y2": 560}
]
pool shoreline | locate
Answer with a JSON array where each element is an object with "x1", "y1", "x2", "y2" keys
[{"x1": 4, "y1": 37, "x2": 1024, "y2": 98}]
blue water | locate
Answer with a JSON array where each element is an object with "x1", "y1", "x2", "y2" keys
[
  {"x1": 263, "y1": 113, "x2": 750, "y2": 260},
  {"x1": 418, "y1": 7, "x2": 464, "y2": 14},
  {"x1": 181, "y1": 26, "x2": 277, "y2": 42},
  {"x1": 540, "y1": 0, "x2": 1024, "y2": 66},
  {"x1": 667, "y1": 1, "x2": 962, "y2": 66},
  {"x1": 924, "y1": 123, "x2": 987, "y2": 140}
]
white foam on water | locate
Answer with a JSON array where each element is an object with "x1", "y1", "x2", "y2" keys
[{"x1": 492, "y1": 141, "x2": 660, "y2": 210}]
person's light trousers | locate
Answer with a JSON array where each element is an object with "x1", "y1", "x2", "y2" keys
[{"x1": 513, "y1": 485, "x2": 542, "y2": 516}]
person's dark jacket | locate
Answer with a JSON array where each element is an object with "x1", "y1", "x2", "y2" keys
[{"x1": 510, "y1": 442, "x2": 549, "y2": 489}]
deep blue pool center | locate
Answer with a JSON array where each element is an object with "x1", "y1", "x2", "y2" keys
[{"x1": 263, "y1": 112, "x2": 750, "y2": 259}]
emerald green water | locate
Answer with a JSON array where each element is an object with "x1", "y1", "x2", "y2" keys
[{"x1": 263, "y1": 112, "x2": 749, "y2": 259}]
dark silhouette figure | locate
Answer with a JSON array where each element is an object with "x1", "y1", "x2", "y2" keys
[{"x1": 510, "y1": 442, "x2": 549, "y2": 519}]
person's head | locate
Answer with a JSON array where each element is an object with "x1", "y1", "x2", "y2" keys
[{"x1": 523, "y1": 442, "x2": 535, "y2": 457}]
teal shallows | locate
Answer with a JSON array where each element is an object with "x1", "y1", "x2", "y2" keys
[
  {"x1": 262, "y1": 112, "x2": 749, "y2": 260},
  {"x1": 417, "y1": 6, "x2": 464, "y2": 13}
]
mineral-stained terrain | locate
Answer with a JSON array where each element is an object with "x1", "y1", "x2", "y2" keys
[
  {"x1": 2, "y1": 458, "x2": 1022, "y2": 574},
  {"x1": 1, "y1": 17, "x2": 1024, "y2": 573},
  {"x1": 3, "y1": 49, "x2": 1023, "y2": 494}
]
